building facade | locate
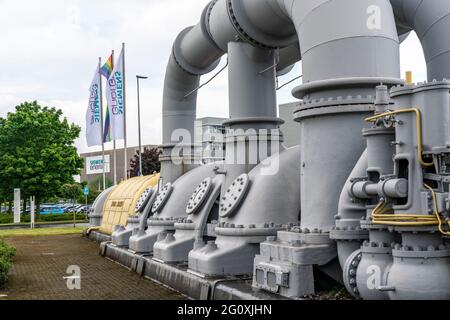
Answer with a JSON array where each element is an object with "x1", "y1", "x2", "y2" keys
[
  {"x1": 195, "y1": 117, "x2": 226, "y2": 164},
  {"x1": 80, "y1": 144, "x2": 158, "y2": 186},
  {"x1": 279, "y1": 102, "x2": 300, "y2": 148},
  {"x1": 80, "y1": 111, "x2": 297, "y2": 187}
]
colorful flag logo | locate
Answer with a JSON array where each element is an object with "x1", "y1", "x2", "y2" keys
[
  {"x1": 103, "y1": 106, "x2": 111, "y2": 143},
  {"x1": 100, "y1": 54, "x2": 114, "y2": 79}
]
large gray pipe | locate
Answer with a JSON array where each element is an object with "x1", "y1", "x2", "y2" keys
[
  {"x1": 161, "y1": 0, "x2": 404, "y2": 184},
  {"x1": 161, "y1": 1, "x2": 301, "y2": 184},
  {"x1": 333, "y1": 0, "x2": 450, "y2": 283},
  {"x1": 160, "y1": 3, "x2": 224, "y2": 184},
  {"x1": 390, "y1": 0, "x2": 450, "y2": 81},
  {"x1": 161, "y1": 0, "x2": 401, "y2": 226},
  {"x1": 211, "y1": 0, "x2": 400, "y2": 83},
  {"x1": 335, "y1": 151, "x2": 368, "y2": 269}
]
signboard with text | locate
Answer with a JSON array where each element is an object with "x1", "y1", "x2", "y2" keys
[{"x1": 86, "y1": 155, "x2": 111, "y2": 175}]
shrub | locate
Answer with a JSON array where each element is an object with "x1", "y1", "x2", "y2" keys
[
  {"x1": 38, "y1": 213, "x2": 87, "y2": 222},
  {"x1": 0, "y1": 239, "x2": 15, "y2": 288},
  {"x1": 0, "y1": 240, "x2": 16, "y2": 260},
  {"x1": 0, "y1": 214, "x2": 14, "y2": 224},
  {"x1": 0, "y1": 258, "x2": 11, "y2": 287},
  {"x1": 0, "y1": 213, "x2": 88, "y2": 224}
]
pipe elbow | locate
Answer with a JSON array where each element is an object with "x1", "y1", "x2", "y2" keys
[
  {"x1": 332, "y1": 150, "x2": 369, "y2": 269},
  {"x1": 173, "y1": 27, "x2": 222, "y2": 76},
  {"x1": 162, "y1": 2, "x2": 226, "y2": 144},
  {"x1": 391, "y1": 0, "x2": 450, "y2": 80},
  {"x1": 173, "y1": 2, "x2": 224, "y2": 76}
]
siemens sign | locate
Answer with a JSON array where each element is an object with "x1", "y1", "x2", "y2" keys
[{"x1": 86, "y1": 155, "x2": 110, "y2": 175}]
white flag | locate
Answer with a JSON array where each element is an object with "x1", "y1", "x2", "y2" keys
[
  {"x1": 105, "y1": 49, "x2": 125, "y2": 140},
  {"x1": 86, "y1": 66, "x2": 102, "y2": 147}
]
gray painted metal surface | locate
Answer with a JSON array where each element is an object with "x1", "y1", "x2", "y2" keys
[
  {"x1": 111, "y1": 186, "x2": 158, "y2": 248},
  {"x1": 93, "y1": 0, "x2": 450, "y2": 300},
  {"x1": 189, "y1": 146, "x2": 301, "y2": 276},
  {"x1": 336, "y1": 83, "x2": 450, "y2": 300},
  {"x1": 129, "y1": 164, "x2": 217, "y2": 254},
  {"x1": 89, "y1": 186, "x2": 114, "y2": 227}
]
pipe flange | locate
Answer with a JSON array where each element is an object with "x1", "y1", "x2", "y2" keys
[
  {"x1": 362, "y1": 127, "x2": 396, "y2": 137},
  {"x1": 390, "y1": 80, "x2": 450, "y2": 98},
  {"x1": 186, "y1": 177, "x2": 213, "y2": 215},
  {"x1": 226, "y1": 0, "x2": 271, "y2": 49},
  {"x1": 292, "y1": 77, "x2": 405, "y2": 100},
  {"x1": 135, "y1": 187, "x2": 154, "y2": 213},
  {"x1": 361, "y1": 241, "x2": 393, "y2": 254},
  {"x1": 219, "y1": 173, "x2": 250, "y2": 218},
  {"x1": 295, "y1": 96, "x2": 375, "y2": 113},
  {"x1": 127, "y1": 217, "x2": 140, "y2": 224},
  {"x1": 152, "y1": 183, "x2": 173, "y2": 214},
  {"x1": 222, "y1": 117, "x2": 285, "y2": 127},
  {"x1": 224, "y1": 131, "x2": 283, "y2": 142},
  {"x1": 201, "y1": 0, "x2": 222, "y2": 51},
  {"x1": 330, "y1": 227, "x2": 369, "y2": 241},
  {"x1": 360, "y1": 219, "x2": 391, "y2": 231},
  {"x1": 226, "y1": 0, "x2": 297, "y2": 49},
  {"x1": 343, "y1": 249, "x2": 362, "y2": 299},
  {"x1": 294, "y1": 104, "x2": 374, "y2": 122},
  {"x1": 392, "y1": 245, "x2": 450, "y2": 259}
]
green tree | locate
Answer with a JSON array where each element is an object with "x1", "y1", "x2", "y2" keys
[
  {"x1": 129, "y1": 147, "x2": 161, "y2": 177},
  {"x1": 0, "y1": 101, "x2": 83, "y2": 213},
  {"x1": 60, "y1": 183, "x2": 83, "y2": 203},
  {"x1": 79, "y1": 177, "x2": 113, "y2": 204},
  {"x1": 87, "y1": 176, "x2": 113, "y2": 192}
]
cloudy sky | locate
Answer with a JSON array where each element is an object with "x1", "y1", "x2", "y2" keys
[{"x1": 0, "y1": 0, "x2": 427, "y2": 154}]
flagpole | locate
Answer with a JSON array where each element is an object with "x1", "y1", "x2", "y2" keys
[
  {"x1": 99, "y1": 57, "x2": 106, "y2": 191},
  {"x1": 122, "y1": 42, "x2": 128, "y2": 181},
  {"x1": 112, "y1": 49, "x2": 118, "y2": 186}
]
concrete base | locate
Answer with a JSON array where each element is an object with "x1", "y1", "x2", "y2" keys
[
  {"x1": 188, "y1": 235, "x2": 267, "y2": 277},
  {"x1": 111, "y1": 228, "x2": 134, "y2": 247},
  {"x1": 101, "y1": 243, "x2": 286, "y2": 300},
  {"x1": 153, "y1": 230, "x2": 195, "y2": 263},
  {"x1": 88, "y1": 230, "x2": 112, "y2": 243},
  {"x1": 253, "y1": 230, "x2": 337, "y2": 298},
  {"x1": 129, "y1": 225, "x2": 173, "y2": 254}
]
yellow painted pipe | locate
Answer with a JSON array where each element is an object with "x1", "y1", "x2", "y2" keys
[
  {"x1": 405, "y1": 71, "x2": 413, "y2": 85},
  {"x1": 366, "y1": 108, "x2": 434, "y2": 167}
]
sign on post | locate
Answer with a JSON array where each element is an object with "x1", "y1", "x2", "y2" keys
[
  {"x1": 83, "y1": 186, "x2": 89, "y2": 220},
  {"x1": 14, "y1": 188, "x2": 21, "y2": 224}
]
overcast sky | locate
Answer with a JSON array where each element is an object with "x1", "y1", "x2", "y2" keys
[{"x1": 0, "y1": 0, "x2": 427, "y2": 154}]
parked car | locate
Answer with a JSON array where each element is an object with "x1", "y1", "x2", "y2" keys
[
  {"x1": 61, "y1": 204, "x2": 75, "y2": 213},
  {"x1": 76, "y1": 205, "x2": 91, "y2": 213},
  {"x1": 40, "y1": 205, "x2": 64, "y2": 215}
]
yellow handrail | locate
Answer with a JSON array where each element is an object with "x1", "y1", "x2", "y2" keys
[{"x1": 365, "y1": 109, "x2": 434, "y2": 167}]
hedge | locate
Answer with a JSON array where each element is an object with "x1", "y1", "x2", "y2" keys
[
  {"x1": 0, "y1": 239, "x2": 15, "y2": 287},
  {"x1": 0, "y1": 213, "x2": 88, "y2": 225}
]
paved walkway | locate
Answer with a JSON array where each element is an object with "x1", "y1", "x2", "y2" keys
[{"x1": 0, "y1": 234, "x2": 185, "y2": 300}]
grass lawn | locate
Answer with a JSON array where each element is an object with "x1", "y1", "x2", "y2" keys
[{"x1": 0, "y1": 227, "x2": 85, "y2": 238}]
